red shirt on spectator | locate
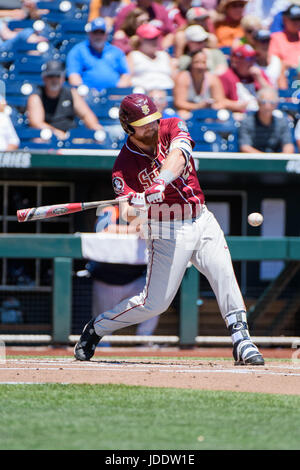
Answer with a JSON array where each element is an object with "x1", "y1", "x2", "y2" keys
[{"x1": 219, "y1": 66, "x2": 271, "y2": 103}]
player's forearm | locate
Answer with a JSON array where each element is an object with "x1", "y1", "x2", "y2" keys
[
  {"x1": 158, "y1": 148, "x2": 187, "y2": 184},
  {"x1": 119, "y1": 201, "x2": 141, "y2": 223},
  {"x1": 240, "y1": 144, "x2": 263, "y2": 153}
]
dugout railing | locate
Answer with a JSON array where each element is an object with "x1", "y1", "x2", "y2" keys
[{"x1": 0, "y1": 234, "x2": 300, "y2": 346}]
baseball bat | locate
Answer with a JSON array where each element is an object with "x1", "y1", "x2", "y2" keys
[{"x1": 17, "y1": 196, "x2": 129, "y2": 222}]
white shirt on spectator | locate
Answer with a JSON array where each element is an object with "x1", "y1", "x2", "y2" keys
[
  {"x1": 0, "y1": 112, "x2": 20, "y2": 150},
  {"x1": 244, "y1": 0, "x2": 290, "y2": 27},
  {"x1": 129, "y1": 50, "x2": 174, "y2": 91},
  {"x1": 256, "y1": 55, "x2": 282, "y2": 88}
]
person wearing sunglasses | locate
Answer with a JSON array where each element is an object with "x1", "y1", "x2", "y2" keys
[
  {"x1": 232, "y1": 15, "x2": 263, "y2": 49},
  {"x1": 252, "y1": 29, "x2": 287, "y2": 89},
  {"x1": 269, "y1": 4, "x2": 300, "y2": 68},
  {"x1": 239, "y1": 87, "x2": 294, "y2": 153},
  {"x1": 219, "y1": 44, "x2": 271, "y2": 113}
]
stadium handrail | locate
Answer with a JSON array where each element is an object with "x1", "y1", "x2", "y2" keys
[{"x1": 1, "y1": 150, "x2": 300, "y2": 173}]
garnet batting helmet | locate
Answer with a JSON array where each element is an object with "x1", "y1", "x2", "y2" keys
[{"x1": 119, "y1": 93, "x2": 162, "y2": 135}]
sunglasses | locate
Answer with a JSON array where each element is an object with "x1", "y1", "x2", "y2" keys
[
  {"x1": 259, "y1": 99, "x2": 278, "y2": 105},
  {"x1": 229, "y1": 2, "x2": 246, "y2": 8},
  {"x1": 232, "y1": 54, "x2": 255, "y2": 61}
]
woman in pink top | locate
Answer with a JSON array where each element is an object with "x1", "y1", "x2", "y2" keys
[{"x1": 269, "y1": 5, "x2": 300, "y2": 68}]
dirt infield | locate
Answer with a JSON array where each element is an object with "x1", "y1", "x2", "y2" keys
[{"x1": 1, "y1": 347, "x2": 300, "y2": 395}]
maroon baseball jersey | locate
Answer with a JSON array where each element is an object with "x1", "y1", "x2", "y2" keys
[{"x1": 112, "y1": 117, "x2": 205, "y2": 219}]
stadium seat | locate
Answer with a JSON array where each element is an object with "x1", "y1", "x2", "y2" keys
[
  {"x1": 17, "y1": 127, "x2": 59, "y2": 149},
  {"x1": 5, "y1": 106, "x2": 26, "y2": 128},
  {"x1": 63, "y1": 127, "x2": 114, "y2": 149},
  {"x1": 4, "y1": 81, "x2": 36, "y2": 108}
]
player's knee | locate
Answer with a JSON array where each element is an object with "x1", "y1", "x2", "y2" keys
[{"x1": 143, "y1": 299, "x2": 170, "y2": 316}]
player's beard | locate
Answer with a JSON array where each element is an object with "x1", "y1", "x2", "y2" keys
[{"x1": 141, "y1": 128, "x2": 158, "y2": 146}]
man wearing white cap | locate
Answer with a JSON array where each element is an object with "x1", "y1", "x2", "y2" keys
[{"x1": 178, "y1": 25, "x2": 228, "y2": 74}]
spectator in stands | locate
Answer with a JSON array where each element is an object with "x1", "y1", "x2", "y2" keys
[
  {"x1": 148, "y1": 88, "x2": 180, "y2": 119},
  {"x1": 113, "y1": 0, "x2": 174, "y2": 49},
  {"x1": 219, "y1": 45, "x2": 272, "y2": 113},
  {"x1": 244, "y1": 0, "x2": 291, "y2": 29},
  {"x1": 294, "y1": 115, "x2": 300, "y2": 150},
  {"x1": 0, "y1": 96, "x2": 20, "y2": 150},
  {"x1": 178, "y1": 25, "x2": 228, "y2": 74},
  {"x1": 66, "y1": 17, "x2": 131, "y2": 92},
  {"x1": 27, "y1": 61, "x2": 105, "y2": 141},
  {"x1": 185, "y1": 6, "x2": 216, "y2": 35},
  {"x1": 239, "y1": 87, "x2": 294, "y2": 153},
  {"x1": 167, "y1": 0, "x2": 193, "y2": 30},
  {"x1": 214, "y1": 0, "x2": 248, "y2": 48},
  {"x1": 269, "y1": 0, "x2": 300, "y2": 32},
  {"x1": 0, "y1": 18, "x2": 48, "y2": 53},
  {"x1": 232, "y1": 15, "x2": 263, "y2": 48},
  {"x1": 174, "y1": 7, "x2": 219, "y2": 58},
  {"x1": 269, "y1": 4, "x2": 300, "y2": 68},
  {"x1": 0, "y1": 0, "x2": 46, "y2": 20},
  {"x1": 126, "y1": 23, "x2": 176, "y2": 91},
  {"x1": 88, "y1": 0, "x2": 130, "y2": 30},
  {"x1": 173, "y1": 50, "x2": 226, "y2": 119},
  {"x1": 252, "y1": 29, "x2": 287, "y2": 89},
  {"x1": 112, "y1": 7, "x2": 150, "y2": 54}
]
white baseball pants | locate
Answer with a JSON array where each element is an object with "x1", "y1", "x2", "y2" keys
[
  {"x1": 94, "y1": 206, "x2": 246, "y2": 336},
  {"x1": 92, "y1": 276, "x2": 159, "y2": 336}
]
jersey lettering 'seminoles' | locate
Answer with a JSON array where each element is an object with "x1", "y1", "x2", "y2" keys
[{"x1": 112, "y1": 117, "x2": 205, "y2": 218}]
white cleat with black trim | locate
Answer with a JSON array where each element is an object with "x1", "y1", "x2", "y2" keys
[{"x1": 233, "y1": 339, "x2": 265, "y2": 366}]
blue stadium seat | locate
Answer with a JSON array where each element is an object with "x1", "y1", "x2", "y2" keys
[
  {"x1": 4, "y1": 81, "x2": 37, "y2": 108},
  {"x1": 88, "y1": 101, "x2": 121, "y2": 124},
  {"x1": 6, "y1": 106, "x2": 26, "y2": 128},
  {"x1": 186, "y1": 108, "x2": 238, "y2": 152},
  {"x1": 17, "y1": 127, "x2": 59, "y2": 149},
  {"x1": 63, "y1": 127, "x2": 114, "y2": 149}
]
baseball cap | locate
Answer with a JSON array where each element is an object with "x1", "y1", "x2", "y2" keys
[
  {"x1": 218, "y1": 0, "x2": 248, "y2": 14},
  {"x1": 136, "y1": 23, "x2": 161, "y2": 39},
  {"x1": 185, "y1": 25, "x2": 209, "y2": 42},
  {"x1": 231, "y1": 44, "x2": 256, "y2": 58},
  {"x1": 253, "y1": 30, "x2": 271, "y2": 42},
  {"x1": 85, "y1": 17, "x2": 107, "y2": 33},
  {"x1": 41, "y1": 60, "x2": 65, "y2": 77},
  {"x1": 283, "y1": 5, "x2": 300, "y2": 19},
  {"x1": 186, "y1": 7, "x2": 209, "y2": 22}
]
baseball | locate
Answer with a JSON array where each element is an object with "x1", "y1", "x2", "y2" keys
[{"x1": 248, "y1": 212, "x2": 264, "y2": 227}]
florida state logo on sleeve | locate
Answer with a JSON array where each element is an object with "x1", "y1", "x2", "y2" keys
[{"x1": 112, "y1": 176, "x2": 125, "y2": 194}]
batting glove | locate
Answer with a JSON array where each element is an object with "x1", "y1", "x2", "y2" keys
[
  {"x1": 144, "y1": 178, "x2": 166, "y2": 204},
  {"x1": 128, "y1": 192, "x2": 148, "y2": 210}
]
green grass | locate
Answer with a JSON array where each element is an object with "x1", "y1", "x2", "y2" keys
[{"x1": 0, "y1": 384, "x2": 300, "y2": 450}]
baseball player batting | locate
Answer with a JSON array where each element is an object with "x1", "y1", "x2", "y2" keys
[{"x1": 74, "y1": 93, "x2": 264, "y2": 366}]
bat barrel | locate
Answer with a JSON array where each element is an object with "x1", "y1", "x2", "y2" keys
[
  {"x1": 17, "y1": 208, "x2": 37, "y2": 222},
  {"x1": 17, "y1": 203, "x2": 84, "y2": 222}
]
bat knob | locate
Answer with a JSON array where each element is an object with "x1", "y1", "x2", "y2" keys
[{"x1": 17, "y1": 208, "x2": 32, "y2": 222}]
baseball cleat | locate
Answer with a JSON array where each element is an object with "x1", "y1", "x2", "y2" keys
[
  {"x1": 74, "y1": 318, "x2": 101, "y2": 361},
  {"x1": 233, "y1": 339, "x2": 265, "y2": 366}
]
